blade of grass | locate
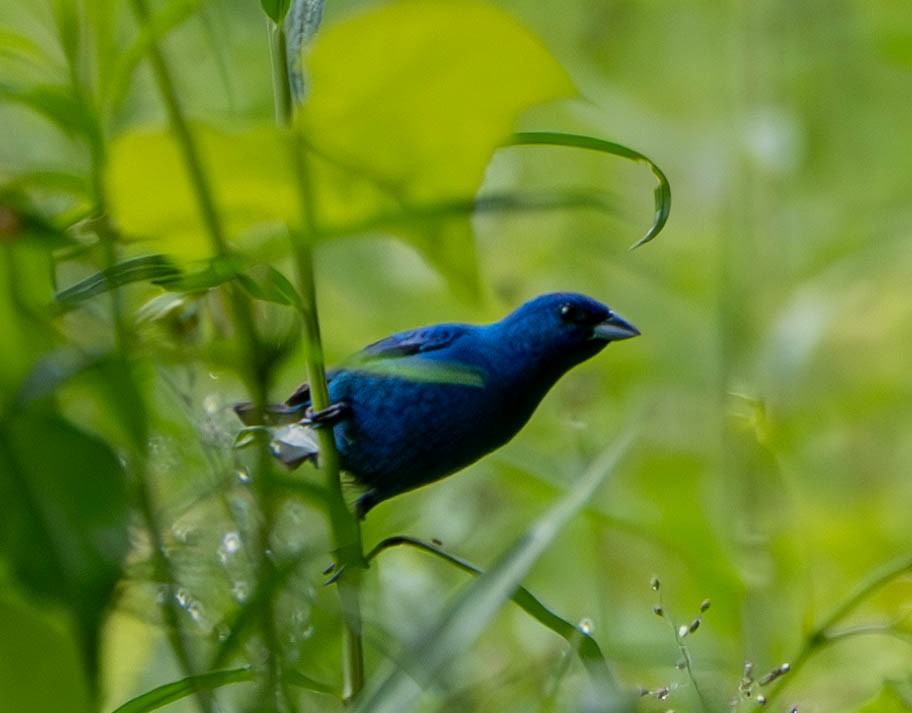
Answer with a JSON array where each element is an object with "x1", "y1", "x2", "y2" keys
[
  {"x1": 266, "y1": 7, "x2": 366, "y2": 703},
  {"x1": 353, "y1": 433, "x2": 634, "y2": 713},
  {"x1": 508, "y1": 131, "x2": 671, "y2": 248},
  {"x1": 766, "y1": 552, "x2": 912, "y2": 705},
  {"x1": 128, "y1": 1, "x2": 292, "y2": 710},
  {"x1": 54, "y1": 255, "x2": 180, "y2": 304},
  {"x1": 109, "y1": 667, "x2": 254, "y2": 713},
  {"x1": 365, "y1": 535, "x2": 614, "y2": 683}
]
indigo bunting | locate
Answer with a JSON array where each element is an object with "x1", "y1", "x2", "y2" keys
[{"x1": 236, "y1": 292, "x2": 639, "y2": 517}]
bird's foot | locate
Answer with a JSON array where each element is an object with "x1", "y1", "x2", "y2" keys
[
  {"x1": 305, "y1": 401, "x2": 351, "y2": 428},
  {"x1": 323, "y1": 562, "x2": 346, "y2": 586}
]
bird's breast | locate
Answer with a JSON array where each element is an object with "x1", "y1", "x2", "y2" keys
[{"x1": 327, "y1": 366, "x2": 528, "y2": 491}]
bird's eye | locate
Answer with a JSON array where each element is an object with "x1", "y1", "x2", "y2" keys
[{"x1": 559, "y1": 303, "x2": 583, "y2": 323}]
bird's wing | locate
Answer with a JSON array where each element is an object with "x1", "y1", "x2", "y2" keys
[
  {"x1": 349, "y1": 324, "x2": 486, "y2": 387},
  {"x1": 357, "y1": 324, "x2": 465, "y2": 360},
  {"x1": 253, "y1": 326, "x2": 475, "y2": 426}
]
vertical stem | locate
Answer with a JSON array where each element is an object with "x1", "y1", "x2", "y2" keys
[
  {"x1": 54, "y1": 5, "x2": 213, "y2": 710},
  {"x1": 128, "y1": 1, "x2": 291, "y2": 710},
  {"x1": 267, "y1": 18, "x2": 366, "y2": 703}
]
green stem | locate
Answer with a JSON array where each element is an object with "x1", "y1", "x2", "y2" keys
[
  {"x1": 365, "y1": 536, "x2": 614, "y2": 685},
  {"x1": 267, "y1": 19, "x2": 366, "y2": 703},
  {"x1": 766, "y1": 552, "x2": 912, "y2": 703},
  {"x1": 55, "y1": 6, "x2": 211, "y2": 709},
  {"x1": 128, "y1": 1, "x2": 294, "y2": 709},
  {"x1": 268, "y1": 21, "x2": 293, "y2": 126}
]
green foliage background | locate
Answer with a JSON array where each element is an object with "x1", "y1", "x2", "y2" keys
[{"x1": 1, "y1": 1, "x2": 912, "y2": 712}]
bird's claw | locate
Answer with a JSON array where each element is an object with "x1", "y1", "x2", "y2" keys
[
  {"x1": 324, "y1": 563, "x2": 346, "y2": 586},
  {"x1": 305, "y1": 401, "x2": 351, "y2": 428}
]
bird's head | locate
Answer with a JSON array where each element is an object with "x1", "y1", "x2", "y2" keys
[{"x1": 494, "y1": 292, "x2": 640, "y2": 375}]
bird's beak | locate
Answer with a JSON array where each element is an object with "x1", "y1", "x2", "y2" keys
[{"x1": 591, "y1": 312, "x2": 641, "y2": 342}]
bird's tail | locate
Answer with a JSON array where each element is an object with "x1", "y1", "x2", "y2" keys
[
  {"x1": 233, "y1": 402, "x2": 319, "y2": 469},
  {"x1": 234, "y1": 401, "x2": 308, "y2": 427}
]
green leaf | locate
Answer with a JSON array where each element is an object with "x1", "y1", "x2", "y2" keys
[
  {"x1": 260, "y1": 0, "x2": 291, "y2": 24},
  {"x1": 0, "y1": 411, "x2": 130, "y2": 682},
  {"x1": 366, "y1": 536, "x2": 614, "y2": 682},
  {"x1": 509, "y1": 131, "x2": 671, "y2": 248},
  {"x1": 0, "y1": 81, "x2": 101, "y2": 147},
  {"x1": 106, "y1": 125, "x2": 295, "y2": 259},
  {"x1": 353, "y1": 434, "x2": 635, "y2": 712},
  {"x1": 110, "y1": 667, "x2": 255, "y2": 713},
  {"x1": 852, "y1": 681, "x2": 912, "y2": 713},
  {"x1": 296, "y1": 0, "x2": 575, "y2": 292},
  {"x1": 106, "y1": 0, "x2": 206, "y2": 112},
  {"x1": 236, "y1": 263, "x2": 303, "y2": 308},
  {"x1": 55, "y1": 254, "x2": 181, "y2": 304},
  {"x1": 107, "y1": 1, "x2": 574, "y2": 290},
  {"x1": 0, "y1": 594, "x2": 91, "y2": 713}
]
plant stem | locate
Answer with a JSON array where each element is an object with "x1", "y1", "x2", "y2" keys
[
  {"x1": 267, "y1": 18, "x2": 366, "y2": 703},
  {"x1": 54, "y1": 6, "x2": 213, "y2": 709},
  {"x1": 128, "y1": 1, "x2": 294, "y2": 709},
  {"x1": 766, "y1": 552, "x2": 912, "y2": 703}
]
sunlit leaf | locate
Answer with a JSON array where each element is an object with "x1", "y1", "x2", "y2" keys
[
  {"x1": 296, "y1": 0, "x2": 575, "y2": 292},
  {"x1": 106, "y1": 125, "x2": 295, "y2": 259},
  {"x1": 107, "y1": 0, "x2": 573, "y2": 290},
  {"x1": 853, "y1": 681, "x2": 912, "y2": 713}
]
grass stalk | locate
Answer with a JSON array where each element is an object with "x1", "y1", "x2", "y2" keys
[
  {"x1": 766, "y1": 552, "x2": 912, "y2": 704},
  {"x1": 52, "y1": 6, "x2": 216, "y2": 710},
  {"x1": 128, "y1": 1, "x2": 295, "y2": 710},
  {"x1": 266, "y1": 17, "x2": 366, "y2": 704}
]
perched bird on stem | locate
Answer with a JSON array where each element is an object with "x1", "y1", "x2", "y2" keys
[{"x1": 236, "y1": 292, "x2": 639, "y2": 518}]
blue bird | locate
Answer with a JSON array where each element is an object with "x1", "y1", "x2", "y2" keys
[{"x1": 236, "y1": 292, "x2": 639, "y2": 517}]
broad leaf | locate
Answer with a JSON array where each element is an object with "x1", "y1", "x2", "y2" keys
[
  {"x1": 296, "y1": 0, "x2": 575, "y2": 291},
  {"x1": 0, "y1": 411, "x2": 130, "y2": 682},
  {"x1": 107, "y1": 0, "x2": 574, "y2": 289}
]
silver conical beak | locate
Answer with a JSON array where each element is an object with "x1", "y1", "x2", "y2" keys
[{"x1": 592, "y1": 312, "x2": 640, "y2": 342}]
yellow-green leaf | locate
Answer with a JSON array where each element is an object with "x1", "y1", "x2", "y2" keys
[
  {"x1": 298, "y1": 0, "x2": 575, "y2": 290},
  {"x1": 107, "y1": 0, "x2": 574, "y2": 288},
  {"x1": 107, "y1": 125, "x2": 294, "y2": 259}
]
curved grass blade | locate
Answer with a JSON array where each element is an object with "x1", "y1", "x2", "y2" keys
[
  {"x1": 366, "y1": 535, "x2": 613, "y2": 682},
  {"x1": 509, "y1": 131, "x2": 671, "y2": 249},
  {"x1": 307, "y1": 189, "x2": 616, "y2": 242},
  {"x1": 353, "y1": 433, "x2": 635, "y2": 713},
  {"x1": 109, "y1": 667, "x2": 254, "y2": 713},
  {"x1": 55, "y1": 255, "x2": 180, "y2": 304}
]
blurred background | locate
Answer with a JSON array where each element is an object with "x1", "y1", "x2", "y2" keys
[{"x1": 1, "y1": 1, "x2": 911, "y2": 712}]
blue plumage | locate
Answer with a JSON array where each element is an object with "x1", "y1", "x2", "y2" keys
[{"x1": 236, "y1": 292, "x2": 639, "y2": 517}]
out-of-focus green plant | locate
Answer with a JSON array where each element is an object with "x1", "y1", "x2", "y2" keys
[
  {"x1": 0, "y1": 1, "x2": 671, "y2": 712},
  {"x1": 3, "y1": 1, "x2": 912, "y2": 712}
]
